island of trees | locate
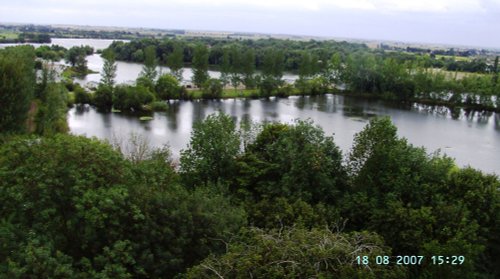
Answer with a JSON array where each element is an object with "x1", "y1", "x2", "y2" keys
[
  {"x1": 0, "y1": 40, "x2": 499, "y2": 278},
  {"x1": 52, "y1": 37, "x2": 499, "y2": 114}
]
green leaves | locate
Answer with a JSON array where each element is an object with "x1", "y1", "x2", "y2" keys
[
  {"x1": 0, "y1": 46, "x2": 36, "y2": 133},
  {"x1": 192, "y1": 44, "x2": 210, "y2": 88},
  {"x1": 180, "y1": 113, "x2": 240, "y2": 187},
  {"x1": 187, "y1": 227, "x2": 406, "y2": 279},
  {"x1": 238, "y1": 120, "x2": 347, "y2": 204},
  {"x1": 0, "y1": 134, "x2": 246, "y2": 277}
]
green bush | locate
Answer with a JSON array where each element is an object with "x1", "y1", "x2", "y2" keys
[
  {"x1": 113, "y1": 85, "x2": 155, "y2": 111},
  {"x1": 155, "y1": 74, "x2": 181, "y2": 100},
  {"x1": 201, "y1": 78, "x2": 223, "y2": 99}
]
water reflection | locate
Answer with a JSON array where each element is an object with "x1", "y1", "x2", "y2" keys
[
  {"x1": 68, "y1": 94, "x2": 500, "y2": 175},
  {"x1": 165, "y1": 101, "x2": 180, "y2": 131}
]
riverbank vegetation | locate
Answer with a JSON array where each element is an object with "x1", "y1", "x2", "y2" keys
[
  {"x1": 95, "y1": 38, "x2": 499, "y2": 112},
  {"x1": 1, "y1": 44, "x2": 500, "y2": 277},
  {"x1": 0, "y1": 31, "x2": 51, "y2": 43},
  {"x1": 0, "y1": 111, "x2": 498, "y2": 278}
]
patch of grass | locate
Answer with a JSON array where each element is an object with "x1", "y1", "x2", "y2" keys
[
  {"x1": 139, "y1": 116, "x2": 154, "y2": 121},
  {"x1": 435, "y1": 54, "x2": 471, "y2": 62},
  {"x1": 67, "y1": 91, "x2": 75, "y2": 106},
  {"x1": 430, "y1": 68, "x2": 485, "y2": 79},
  {"x1": 185, "y1": 88, "x2": 304, "y2": 100},
  {"x1": 62, "y1": 67, "x2": 98, "y2": 81},
  {"x1": 149, "y1": 101, "x2": 168, "y2": 111},
  {"x1": 0, "y1": 31, "x2": 19, "y2": 40}
]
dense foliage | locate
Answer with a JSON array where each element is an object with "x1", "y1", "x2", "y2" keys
[
  {"x1": 0, "y1": 135, "x2": 245, "y2": 278},
  {"x1": 1, "y1": 44, "x2": 499, "y2": 278},
  {"x1": 102, "y1": 38, "x2": 500, "y2": 111},
  {"x1": 0, "y1": 110, "x2": 498, "y2": 278},
  {"x1": 0, "y1": 46, "x2": 36, "y2": 133}
]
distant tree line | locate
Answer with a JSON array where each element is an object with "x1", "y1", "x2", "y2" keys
[
  {"x1": 0, "y1": 32, "x2": 51, "y2": 44},
  {"x1": 106, "y1": 37, "x2": 367, "y2": 72},
  {"x1": 100, "y1": 38, "x2": 500, "y2": 111}
]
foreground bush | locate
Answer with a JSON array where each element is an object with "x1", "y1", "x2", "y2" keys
[
  {"x1": 187, "y1": 227, "x2": 406, "y2": 278},
  {"x1": 0, "y1": 135, "x2": 245, "y2": 277}
]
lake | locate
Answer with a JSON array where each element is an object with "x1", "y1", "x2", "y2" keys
[
  {"x1": 0, "y1": 38, "x2": 297, "y2": 86},
  {"x1": 3, "y1": 38, "x2": 499, "y2": 174},
  {"x1": 69, "y1": 94, "x2": 500, "y2": 175}
]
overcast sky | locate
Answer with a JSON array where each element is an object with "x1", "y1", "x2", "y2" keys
[{"x1": 1, "y1": 0, "x2": 499, "y2": 48}]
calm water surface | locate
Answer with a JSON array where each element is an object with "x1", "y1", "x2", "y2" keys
[
  {"x1": 3, "y1": 39, "x2": 498, "y2": 174},
  {"x1": 68, "y1": 94, "x2": 500, "y2": 175},
  {"x1": 1, "y1": 38, "x2": 297, "y2": 85}
]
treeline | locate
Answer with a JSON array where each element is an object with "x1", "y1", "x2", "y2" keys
[
  {"x1": 339, "y1": 52, "x2": 500, "y2": 109},
  {"x1": 107, "y1": 38, "x2": 496, "y2": 74},
  {"x1": 0, "y1": 32, "x2": 51, "y2": 43},
  {"x1": 0, "y1": 112, "x2": 498, "y2": 278},
  {"x1": 102, "y1": 38, "x2": 500, "y2": 111},
  {"x1": 0, "y1": 46, "x2": 68, "y2": 135},
  {"x1": 107, "y1": 37, "x2": 367, "y2": 72}
]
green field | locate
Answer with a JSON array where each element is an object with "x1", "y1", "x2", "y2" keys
[
  {"x1": 0, "y1": 30, "x2": 19, "y2": 40},
  {"x1": 434, "y1": 54, "x2": 471, "y2": 61},
  {"x1": 186, "y1": 87, "x2": 306, "y2": 99}
]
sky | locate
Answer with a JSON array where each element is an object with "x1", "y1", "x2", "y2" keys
[{"x1": 1, "y1": 0, "x2": 500, "y2": 48}]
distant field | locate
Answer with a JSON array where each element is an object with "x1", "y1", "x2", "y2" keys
[
  {"x1": 430, "y1": 68, "x2": 485, "y2": 79},
  {"x1": 434, "y1": 54, "x2": 471, "y2": 61},
  {"x1": 0, "y1": 30, "x2": 18, "y2": 40}
]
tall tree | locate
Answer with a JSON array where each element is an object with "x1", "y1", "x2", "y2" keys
[
  {"x1": 241, "y1": 48, "x2": 256, "y2": 89},
  {"x1": 262, "y1": 48, "x2": 285, "y2": 80},
  {"x1": 192, "y1": 44, "x2": 209, "y2": 88},
  {"x1": 492, "y1": 56, "x2": 498, "y2": 88},
  {"x1": 299, "y1": 51, "x2": 314, "y2": 79},
  {"x1": 140, "y1": 45, "x2": 158, "y2": 82},
  {"x1": 65, "y1": 46, "x2": 90, "y2": 74},
  {"x1": 35, "y1": 82, "x2": 68, "y2": 136},
  {"x1": 180, "y1": 112, "x2": 240, "y2": 186},
  {"x1": 220, "y1": 48, "x2": 231, "y2": 86},
  {"x1": 100, "y1": 48, "x2": 117, "y2": 88},
  {"x1": 0, "y1": 46, "x2": 35, "y2": 133},
  {"x1": 229, "y1": 45, "x2": 242, "y2": 91},
  {"x1": 325, "y1": 52, "x2": 343, "y2": 86},
  {"x1": 167, "y1": 42, "x2": 184, "y2": 81}
]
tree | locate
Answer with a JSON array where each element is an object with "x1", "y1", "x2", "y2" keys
[
  {"x1": 298, "y1": 51, "x2": 317, "y2": 79},
  {"x1": 93, "y1": 85, "x2": 113, "y2": 111},
  {"x1": 65, "y1": 46, "x2": 91, "y2": 74},
  {"x1": 237, "y1": 120, "x2": 347, "y2": 205},
  {"x1": 192, "y1": 44, "x2": 209, "y2": 88},
  {"x1": 323, "y1": 52, "x2": 343, "y2": 87},
  {"x1": 0, "y1": 135, "x2": 246, "y2": 277},
  {"x1": 229, "y1": 45, "x2": 242, "y2": 91},
  {"x1": 241, "y1": 48, "x2": 256, "y2": 89},
  {"x1": 155, "y1": 74, "x2": 181, "y2": 100},
  {"x1": 0, "y1": 46, "x2": 35, "y2": 133},
  {"x1": 220, "y1": 48, "x2": 231, "y2": 86},
  {"x1": 167, "y1": 42, "x2": 184, "y2": 81},
  {"x1": 180, "y1": 112, "x2": 240, "y2": 186},
  {"x1": 74, "y1": 85, "x2": 91, "y2": 105},
  {"x1": 75, "y1": 53, "x2": 88, "y2": 74},
  {"x1": 112, "y1": 85, "x2": 154, "y2": 111},
  {"x1": 35, "y1": 82, "x2": 69, "y2": 136},
  {"x1": 65, "y1": 46, "x2": 81, "y2": 67},
  {"x1": 100, "y1": 48, "x2": 117, "y2": 88},
  {"x1": 201, "y1": 78, "x2": 223, "y2": 99},
  {"x1": 140, "y1": 45, "x2": 158, "y2": 83},
  {"x1": 262, "y1": 48, "x2": 285, "y2": 80}
]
